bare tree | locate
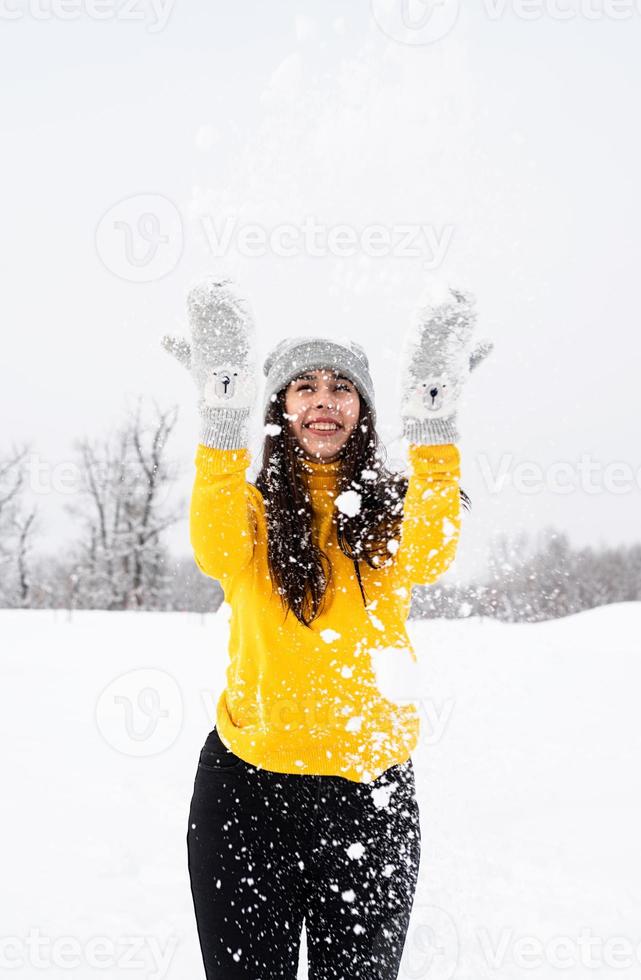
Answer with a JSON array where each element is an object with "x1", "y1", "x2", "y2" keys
[
  {"x1": 0, "y1": 445, "x2": 38, "y2": 607},
  {"x1": 66, "y1": 397, "x2": 183, "y2": 610}
]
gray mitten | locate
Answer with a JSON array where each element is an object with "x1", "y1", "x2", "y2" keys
[
  {"x1": 161, "y1": 276, "x2": 258, "y2": 450},
  {"x1": 398, "y1": 284, "x2": 494, "y2": 444}
]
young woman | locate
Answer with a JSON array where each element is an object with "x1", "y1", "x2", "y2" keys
[{"x1": 162, "y1": 277, "x2": 492, "y2": 979}]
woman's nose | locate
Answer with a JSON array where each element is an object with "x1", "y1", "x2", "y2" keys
[{"x1": 315, "y1": 389, "x2": 335, "y2": 407}]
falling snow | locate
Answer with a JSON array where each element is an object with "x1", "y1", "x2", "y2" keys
[{"x1": 334, "y1": 489, "x2": 361, "y2": 517}]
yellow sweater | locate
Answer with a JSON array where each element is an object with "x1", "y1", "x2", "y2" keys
[{"x1": 190, "y1": 442, "x2": 461, "y2": 783}]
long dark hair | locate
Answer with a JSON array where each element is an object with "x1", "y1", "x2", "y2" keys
[{"x1": 254, "y1": 386, "x2": 471, "y2": 629}]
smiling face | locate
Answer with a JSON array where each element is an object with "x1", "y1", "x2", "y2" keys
[{"x1": 284, "y1": 368, "x2": 361, "y2": 462}]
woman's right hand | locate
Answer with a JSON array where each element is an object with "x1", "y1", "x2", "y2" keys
[{"x1": 161, "y1": 276, "x2": 259, "y2": 448}]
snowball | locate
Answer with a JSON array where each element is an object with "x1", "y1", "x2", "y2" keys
[
  {"x1": 335, "y1": 489, "x2": 361, "y2": 517},
  {"x1": 369, "y1": 645, "x2": 420, "y2": 703}
]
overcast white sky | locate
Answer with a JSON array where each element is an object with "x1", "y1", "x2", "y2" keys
[{"x1": 1, "y1": 1, "x2": 639, "y2": 582}]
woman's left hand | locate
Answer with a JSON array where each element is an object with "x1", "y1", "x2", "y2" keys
[{"x1": 398, "y1": 285, "x2": 494, "y2": 445}]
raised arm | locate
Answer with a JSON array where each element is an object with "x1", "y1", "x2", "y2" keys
[
  {"x1": 395, "y1": 283, "x2": 494, "y2": 586},
  {"x1": 190, "y1": 444, "x2": 259, "y2": 584},
  {"x1": 392, "y1": 442, "x2": 461, "y2": 587}
]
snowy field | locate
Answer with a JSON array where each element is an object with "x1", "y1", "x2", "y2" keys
[{"x1": 2, "y1": 603, "x2": 640, "y2": 980}]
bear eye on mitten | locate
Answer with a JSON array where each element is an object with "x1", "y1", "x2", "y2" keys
[
  {"x1": 398, "y1": 285, "x2": 494, "y2": 446},
  {"x1": 161, "y1": 276, "x2": 259, "y2": 451}
]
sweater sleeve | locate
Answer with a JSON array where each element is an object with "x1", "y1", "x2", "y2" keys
[
  {"x1": 390, "y1": 443, "x2": 462, "y2": 587},
  {"x1": 190, "y1": 444, "x2": 259, "y2": 586}
]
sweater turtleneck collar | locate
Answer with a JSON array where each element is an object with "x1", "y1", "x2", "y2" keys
[{"x1": 297, "y1": 454, "x2": 341, "y2": 491}]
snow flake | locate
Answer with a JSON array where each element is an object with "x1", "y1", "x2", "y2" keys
[
  {"x1": 335, "y1": 489, "x2": 361, "y2": 517},
  {"x1": 382, "y1": 864, "x2": 395, "y2": 877},
  {"x1": 320, "y1": 628, "x2": 341, "y2": 644},
  {"x1": 346, "y1": 842, "x2": 366, "y2": 860},
  {"x1": 340, "y1": 665, "x2": 353, "y2": 678},
  {"x1": 353, "y1": 923, "x2": 366, "y2": 935},
  {"x1": 370, "y1": 782, "x2": 398, "y2": 809},
  {"x1": 342, "y1": 889, "x2": 356, "y2": 903},
  {"x1": 442, "y1": 516, "x2": 456, "y2": 540},
  {"x1": 345, "y1": 715, "x2": 364, "y2": 733}
]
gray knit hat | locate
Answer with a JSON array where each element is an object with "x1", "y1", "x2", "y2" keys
[{"x1": 262, "y1": 336, "x2": 376, "y2": 426}]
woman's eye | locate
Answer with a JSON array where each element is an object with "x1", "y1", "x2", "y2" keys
[{"x1": 296, "y1": 383, "x2": 352, "y2": 393}]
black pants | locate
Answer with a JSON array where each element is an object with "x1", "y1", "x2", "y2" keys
[{"x1": 186, "y1": 726, "x2": 421, "y2": 979}]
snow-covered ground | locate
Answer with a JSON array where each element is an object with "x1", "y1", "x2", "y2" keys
[{"x1": 2, "y1": 604, "x2": 640, "y2": 979}]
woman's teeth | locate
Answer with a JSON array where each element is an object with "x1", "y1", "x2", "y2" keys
[{"x1": 305, "y1": 423, "x2": 340, "y2": 431}]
